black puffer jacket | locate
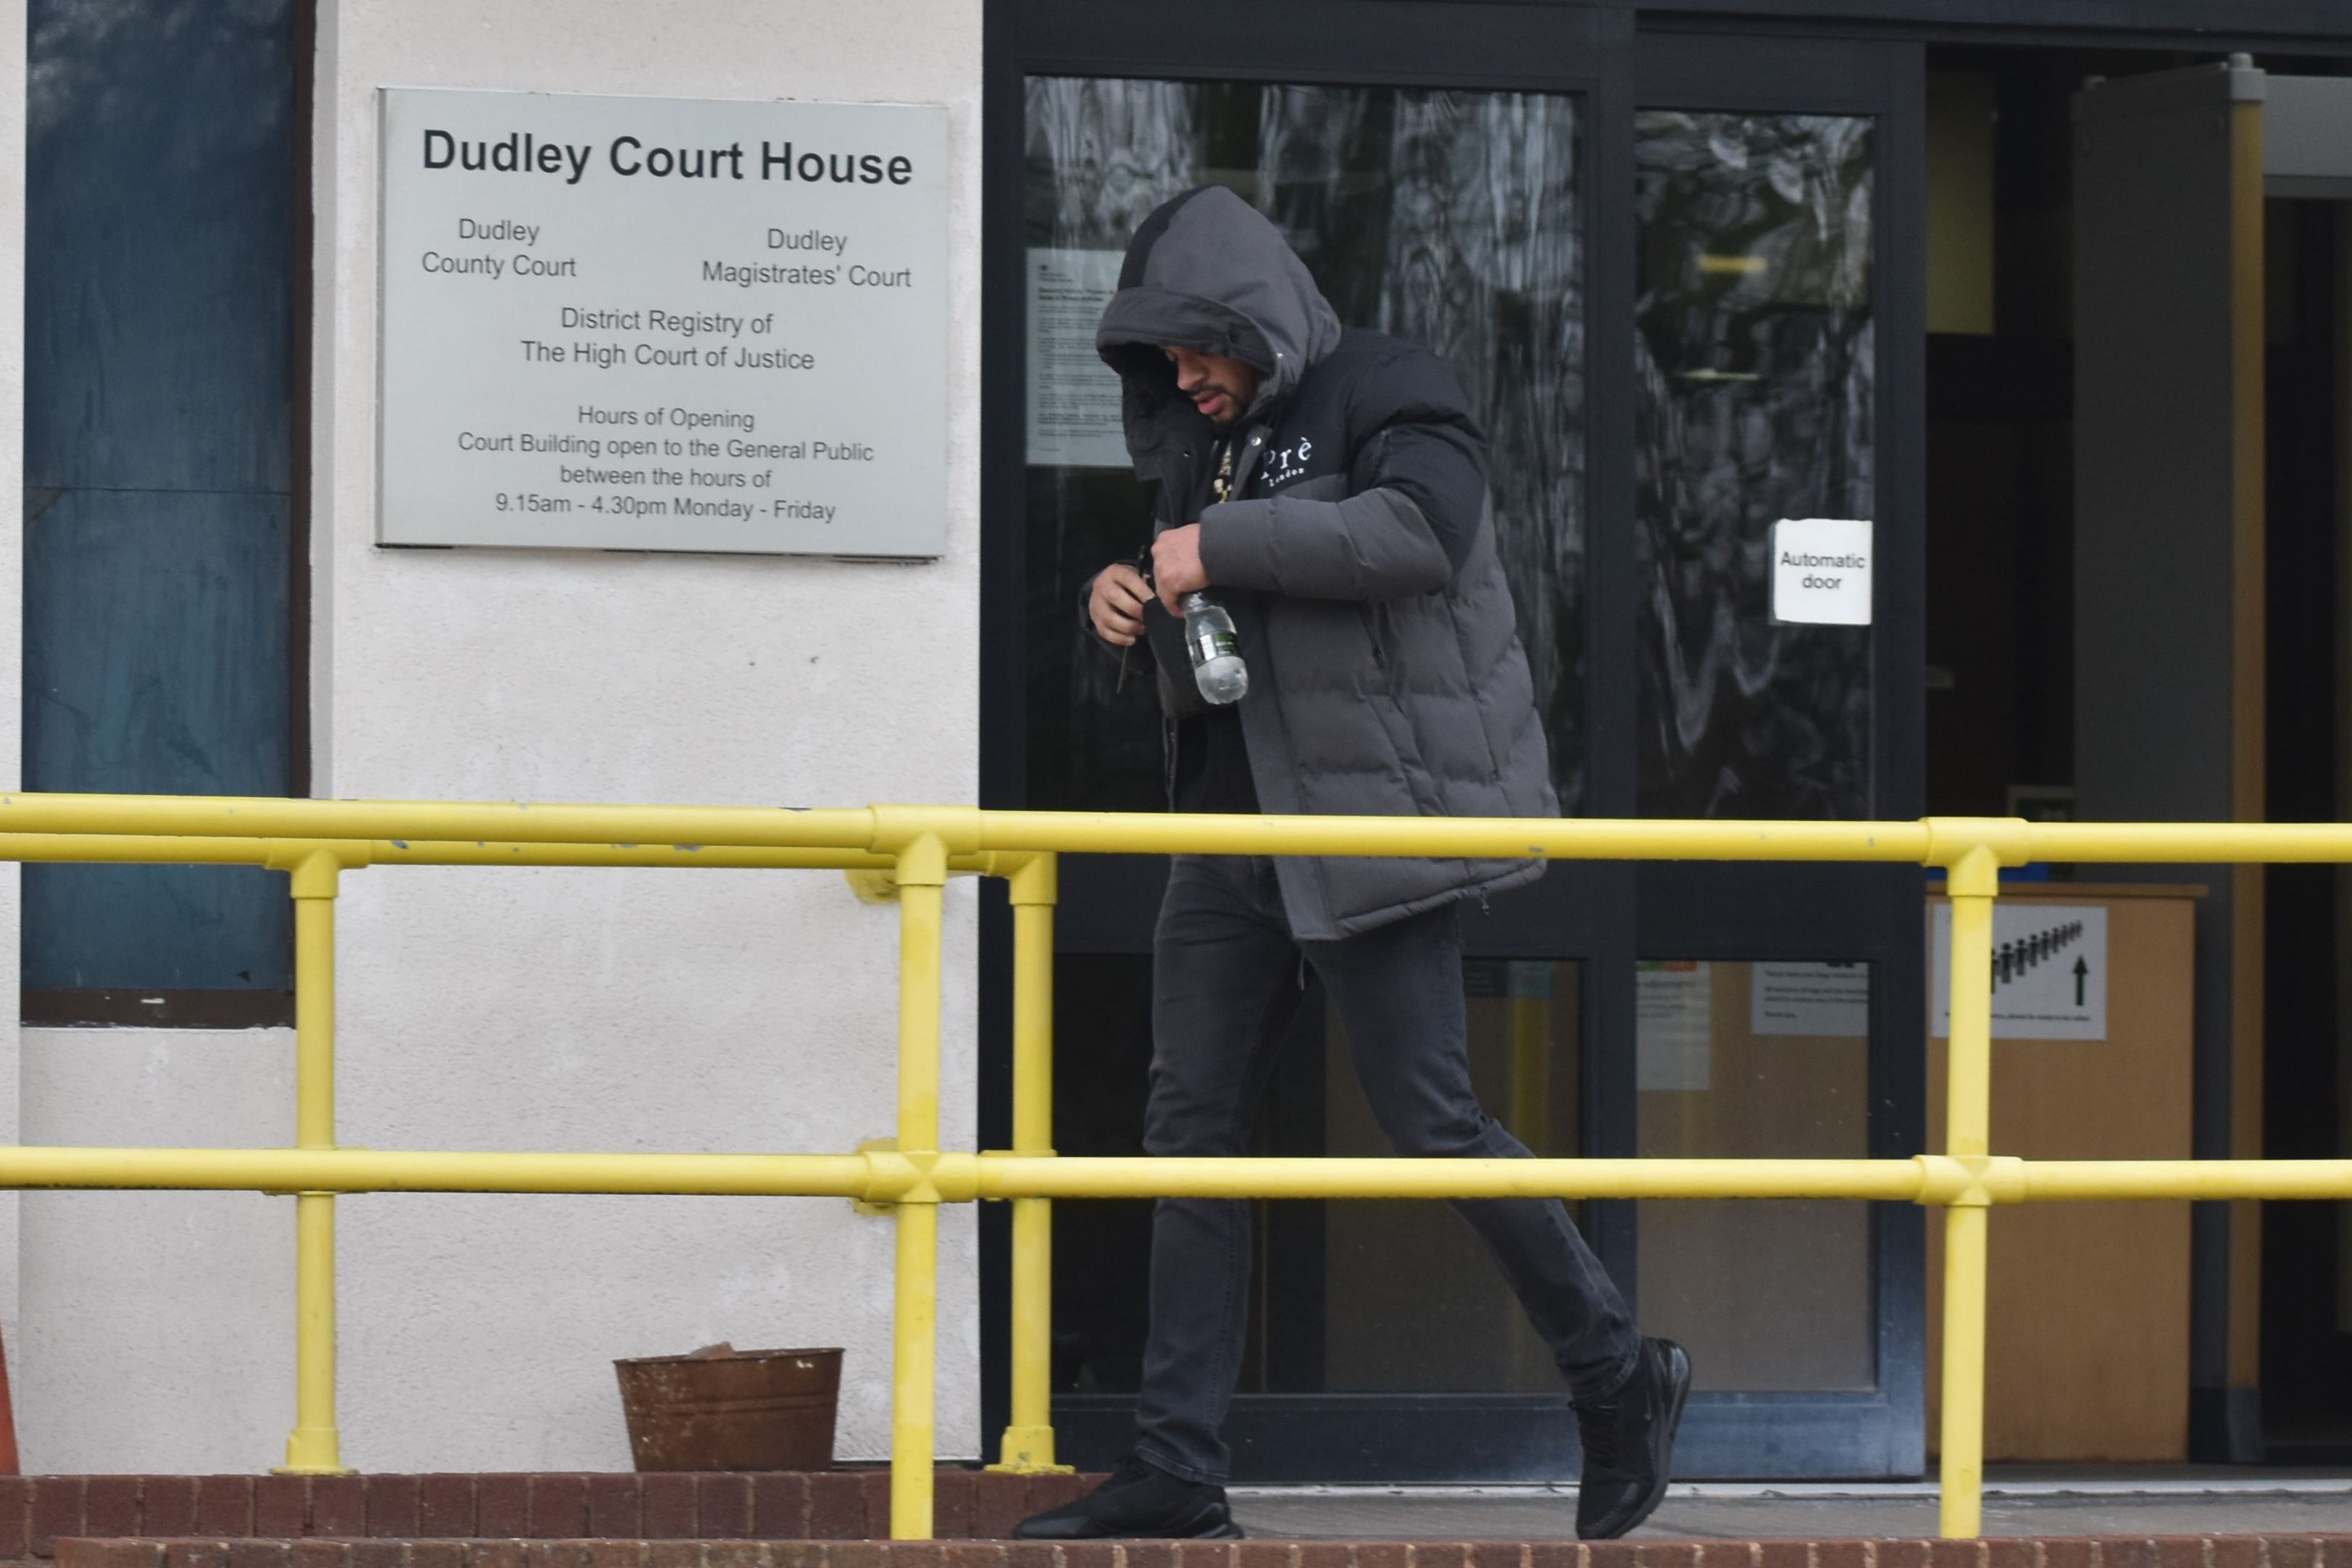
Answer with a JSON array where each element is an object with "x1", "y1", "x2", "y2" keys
[{"x1": 1094, "y1": 185, "x2": 1559, "y2": 941}]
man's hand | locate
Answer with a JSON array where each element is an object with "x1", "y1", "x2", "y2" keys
[
  {"x1": 1151, "y1": 524, "x2": 1209, "y2": 612},
  {"x1": 1088, "y1": 562, "x2": 1152, "y2": 646}
]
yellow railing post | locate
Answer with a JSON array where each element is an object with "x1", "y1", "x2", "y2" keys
[
  {"x1": 890, "y1": 833, "x2": 950, "y2": 1540},
  {"x1": 277, "y1": 846, "x2": 354, "y2": 1475},
  {"x1": 991, "y1": 853, "x2": 1070, "y2": 1474},
  {"x1": 1938, "y1": 843, "x2": 2000, "y2": 1538}
]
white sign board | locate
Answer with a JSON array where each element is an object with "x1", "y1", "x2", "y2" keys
[
  {"x1": 1930, "y1": 904, "x2": 2109, "y2": 1041},
  {"x1": 1751, "y1": 961, "x2": 1870, "y2": 1038},
  {"x1": 1636, "y1": 961, "x2": 1713, "y2": 1090},
  {"x1": 1026, "y1": 248, "x2": 1130, "y2": 468},
  {"x1": 1771, "y1": 518, "x2": 1874, "y2": 625},
  {"x1": 378, "y1": 88, "x2": 948, "y2": 556}
]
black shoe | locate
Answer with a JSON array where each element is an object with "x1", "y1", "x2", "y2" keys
[
  {"x1": 1012, "y1": 1453, "x2": 1245, "y2": 1540},
  {"x1": 1573, "y1": 1336, "x2": 1691, "y2": 1540}
]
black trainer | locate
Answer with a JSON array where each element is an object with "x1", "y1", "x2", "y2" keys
[
  {"x1": 1012, "y1": 1453, "x2": 1244, "y2": 1540},
  {"x1": 1573, "y1": 1335, "x2": 1692, "y2": 1540}
]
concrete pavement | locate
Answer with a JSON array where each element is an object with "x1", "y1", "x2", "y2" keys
[{"x1": 1228, "y1": 1475, "x2": 2352, "y2": 1540}]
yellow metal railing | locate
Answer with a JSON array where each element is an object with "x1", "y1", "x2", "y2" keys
[{"x1": 0, "y1": 798, "x2": 2348, "y2": 1539}]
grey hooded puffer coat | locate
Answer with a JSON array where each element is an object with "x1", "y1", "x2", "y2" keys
[{"x1": 1093, "y1": 185, "x2": 1560, "y2": 942}]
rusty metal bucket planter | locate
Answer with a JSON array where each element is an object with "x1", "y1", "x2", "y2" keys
[{"x1": 614, "y1": 1346, "x2": 843, "y2": 1471}]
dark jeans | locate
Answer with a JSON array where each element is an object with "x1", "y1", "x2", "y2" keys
[{"x1": 1132, "y1": 855, "x2": 1642, "y2": 1485}]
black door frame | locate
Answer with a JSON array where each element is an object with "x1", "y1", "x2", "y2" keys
[{"x1": 979, "y1": 0, "x2": 1926, "y2": 1481}]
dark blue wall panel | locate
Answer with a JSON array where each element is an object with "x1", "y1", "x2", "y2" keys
[
  {"x1": 22, "y1": 491, "x2": 291, "y2": 987},
  {"x1": 22, "y1": 0, "x2": 296, "y2": 995}
]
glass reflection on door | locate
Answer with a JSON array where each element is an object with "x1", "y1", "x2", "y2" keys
[
  {"x1": 1021, "y1": 78, "x2": 1588, "y2": 811},
  {"x1": 1633, "y1": 112, "x2": 1875, "y2": 820}
]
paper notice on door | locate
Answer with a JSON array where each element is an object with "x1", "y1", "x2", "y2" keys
[
  {"x1": 1770, "y1": 517, "x2": 1874, "y2": 625},
  {"x1": 1025, "y1": 248, "x2": 1130, "y2": 467},
  {"x1": 1750, "y1": 961, "x2": 1871, "y2": 1038},
  {"x1": 1637, "y1": 961, "x2": 1714, "y2": 1090},
  {"x1": 1930, "y1": 904, "x2": 2109, "y2": 1041}
]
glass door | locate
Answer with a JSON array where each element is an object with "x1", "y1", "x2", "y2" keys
[
  {"x1": 1632, "y1": 98, "x2": 1883, "y2": 1419},
  {"x1": 980, "y1": 6, "x2": 1926, "y2": 1481},
  {"x1": 1619, "y1": 34, "x2": 1927, "y2": 1478}
]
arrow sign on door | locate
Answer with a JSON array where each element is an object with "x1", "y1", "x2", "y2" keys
[{"x1": 1932, "y1": 904, "x2": 2109, "y2": 1041}]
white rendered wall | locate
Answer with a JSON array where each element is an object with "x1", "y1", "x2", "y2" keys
[
  {"x1": 14, "y1": 0, "x2": 981, "y2": 1472},
  {"x1": 19, "y1": 1030, "x2": 294, "y2": 1472}
]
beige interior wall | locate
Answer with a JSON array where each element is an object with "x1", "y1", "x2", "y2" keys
[
  {"x1": 1635, "y1": 964, "x2": 1873, "y2": 1393},
  {"x1": 1925, "y1": 890, "x2": 2197, "y2": 1461},
  {"x1": 1321, "y1": 963, "x2": 1582, "y2": 1393}
]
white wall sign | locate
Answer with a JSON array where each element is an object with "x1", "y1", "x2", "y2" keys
[
  {"x1": 1770, "y1": 518, "x2": 1874, "y2": 625},
  {"x1": 1751, "y1": 961, "x2": 1870, "y2": 1038},
  {"x1": 1930, "y1": 904, "x2": 2109, "y2": 1041},
  {"x1": 378, "y1": 88, "x2": 948, "y2": 556},
  {"x1": 1636, "y1": 961, "x2": 1713, "y2": 1090},
  {"x1": 1025, "y1": 248, "x2": 1130, "y2": 468}
]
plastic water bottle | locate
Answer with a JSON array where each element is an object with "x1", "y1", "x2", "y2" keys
[{"x1": 1182, "y1": 591, "x2": 1249, "y2": 704}]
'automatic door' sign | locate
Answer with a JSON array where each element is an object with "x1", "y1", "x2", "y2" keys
[
  {"x1": 1770, "y1": 518, "x2": 1874, "y2": 626},
  {"x1": 1930, "y1": 904, "x2": 2109, "y2": 1041},
  {"x1": 376, "y1": 87, "x2": 948, "y2": 556}
]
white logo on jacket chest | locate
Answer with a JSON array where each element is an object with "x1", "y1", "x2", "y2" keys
[{"x1": 1262, "y1": 436, "x2": 1314, "y2": 489}]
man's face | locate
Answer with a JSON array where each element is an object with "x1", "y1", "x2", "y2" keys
[{"x1": 1163, "y1": 345, "x2": 1262, "y2": 427}]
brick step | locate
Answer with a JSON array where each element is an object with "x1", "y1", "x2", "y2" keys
[
  {"x1": 0, "y1": 1475, "x2": 1099, "y2": 1557},
  {"x1": 49, "y1": 1538, "x2": 2352, "y2": 1568}
]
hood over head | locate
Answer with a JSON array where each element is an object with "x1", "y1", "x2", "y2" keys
[{"x1": 1096, "y1": 185, "x2": 1344, "y2": 463}]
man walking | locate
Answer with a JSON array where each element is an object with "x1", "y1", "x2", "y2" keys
[{"x1": 1014, "y1": 186, "x2": 1688, "y2": 1544}]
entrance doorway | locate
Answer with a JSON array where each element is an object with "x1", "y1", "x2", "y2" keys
[
  {"x1": 1927, "y1": 47, "x2": 2352, "y2": 1463},
  {"x1": 981, "y1": 6, "x2": 1926, "y2": 1482}
]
